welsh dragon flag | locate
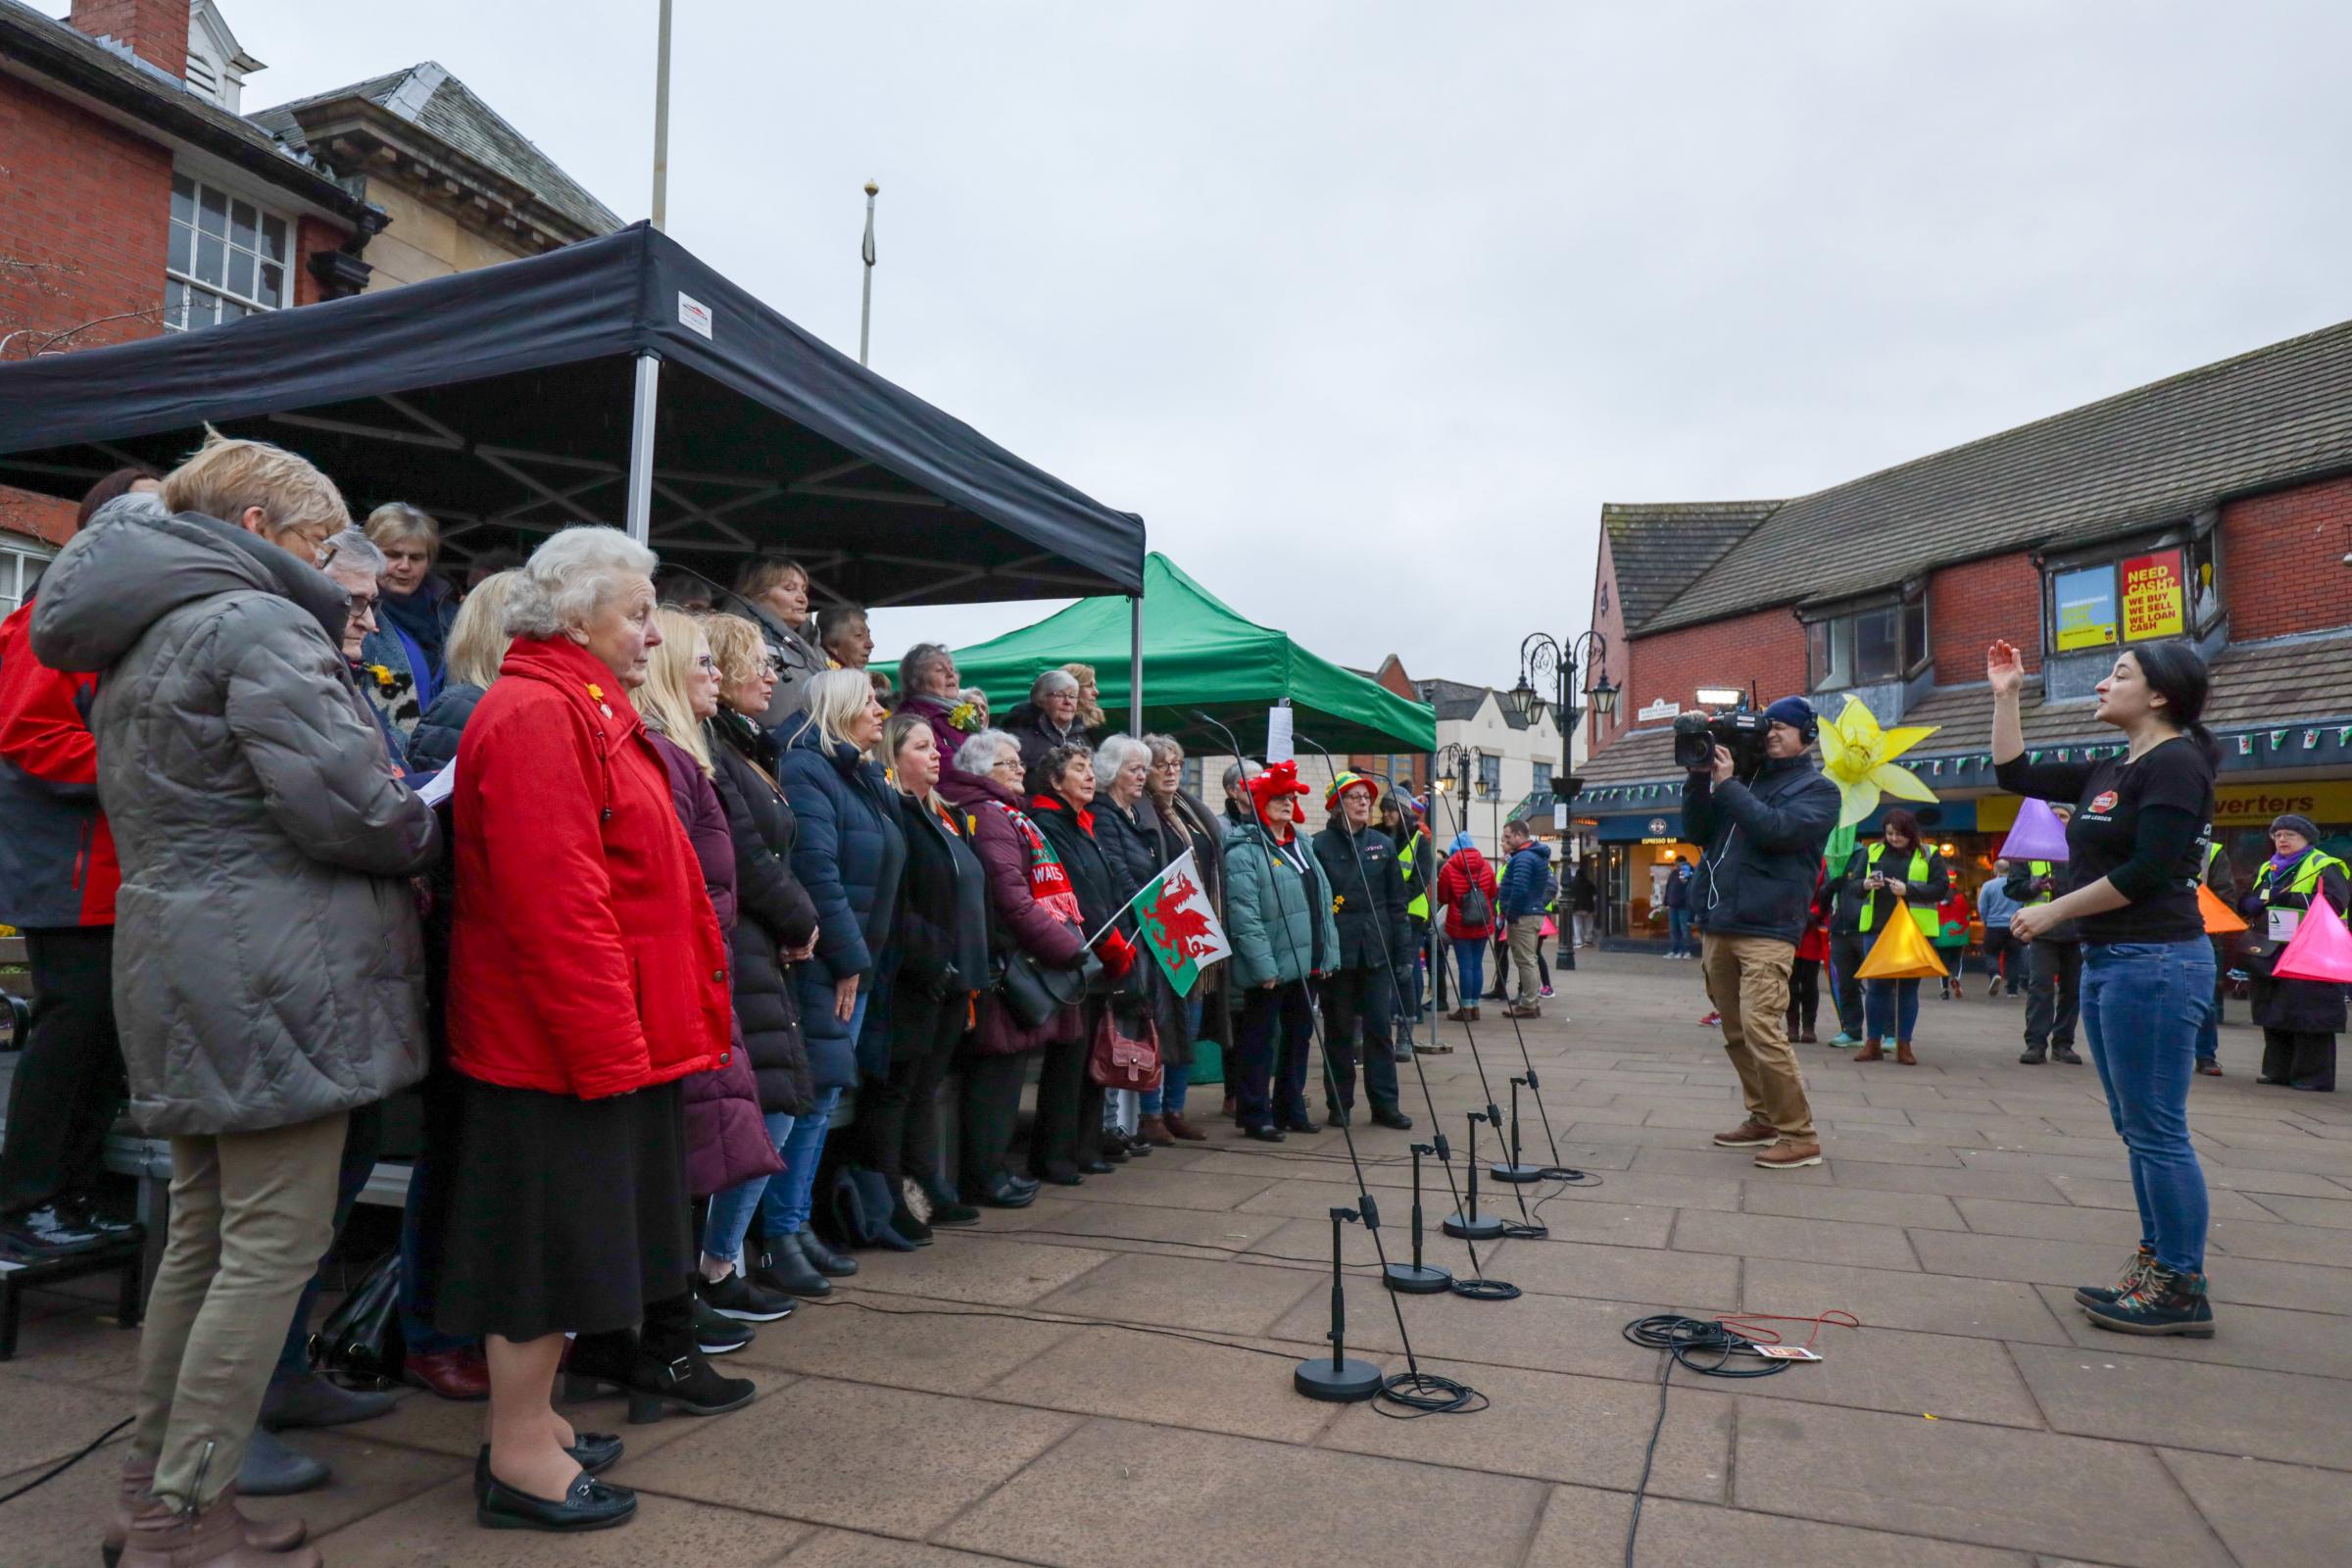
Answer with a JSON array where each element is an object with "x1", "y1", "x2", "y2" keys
[{"x1": 1130, "y1": 850, "x2": 1232, "y2": 997}]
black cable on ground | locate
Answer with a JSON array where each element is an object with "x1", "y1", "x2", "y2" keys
[{"x1": 0, "y1": 1415, "x2": 131, "y2": 1506}]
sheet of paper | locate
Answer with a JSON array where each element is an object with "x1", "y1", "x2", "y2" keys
[
  {"x1": 416, "y1": 765, "x2": 456, "y2": 808},
  {"x1": 2269, "y1": 906, "x2": 2302, "y2": 945},
  {"x1": 1265, "y1": 705, "x2": 1294, "y2": 764}
]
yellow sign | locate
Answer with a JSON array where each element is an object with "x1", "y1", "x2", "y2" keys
[{"x1": 2121, "y1": 552, "x2": 2185, "y2": 642}]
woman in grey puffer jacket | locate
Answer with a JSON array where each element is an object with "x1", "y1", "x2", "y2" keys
[{"x1": 31, "y1": 453, "x2": 438, "y2": 1555}]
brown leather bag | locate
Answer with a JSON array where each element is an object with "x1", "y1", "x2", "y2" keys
[{"x1": 1087, "y1": 1003, "x2": 1161, "y2": 1091}]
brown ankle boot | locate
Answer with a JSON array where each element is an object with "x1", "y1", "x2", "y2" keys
[
  {"x1": 107, "y1": 1458, "x2": 306, "y2": 1564},
  {"x1": 1162, "y1": 1111, "x2": 1209, "y2": 1142},
  {"x1": 1854, "y1": 1038, "x2": 1886, "y2": 1062},
  {"x1": 118, "y1": 1490, "x2": 321, "y2": 1568},
  {"x1": 1895, "y1": 1041, "x2": 1917, "y2": 1065},
  {"x1": 1138, "y1": 1114, "x2": 1175, "y2": 1147}
]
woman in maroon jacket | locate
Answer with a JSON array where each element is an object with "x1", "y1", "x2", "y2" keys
[
  {"x1": 937, "y1": 727, "x2": 1088, "y2": 1206},
  {"x1": 438, "y1": 529, "x2": 742, "y2": 1535}
]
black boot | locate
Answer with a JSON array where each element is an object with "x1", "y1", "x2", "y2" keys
[
  {"x1": 919, "y1": 1179, "x2": 981, "y2": 1227},
  {"x1": 794, "y1": 1228, "x2": 859, "y2": 1278},
  {"x1": 751, "y1": 1234, "x2": 832, "y2": 1298},
  {"x1": 888, "y1": 1199, "x2": 934, "y2": 1247},
  {"x1": 562, "y1": 1308, "x2": 758, "y2": 1423}
]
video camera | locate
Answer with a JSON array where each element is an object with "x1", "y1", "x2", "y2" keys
[{"x1": 1673, "y1": 708, "x2": 1770, "y2": 776}]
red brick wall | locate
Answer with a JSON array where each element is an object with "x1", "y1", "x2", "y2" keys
[
  {"x1": 1929, "y1": 554, "x2": 2043, "y2": 682},
  {"x1": 68, "y1": 0, "x2": 188, "y2": 75},
  {"x1": 1595, "y1": 605, "x2": 1807, "y2": 761},
  {"x1": 2222, "y1": 473, "x2": 2352, "y2": 642}
]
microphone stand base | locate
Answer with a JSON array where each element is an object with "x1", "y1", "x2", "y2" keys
[
  {"x1": 1490, "y1": 1162, "x2": 1545, "y2": 1184},
  {"x1": 1443, "y1": 1212, "x2": 1506, "y2": 1241},
  {"x1": 1294, "y1": 1356, "x2": 1385, "y2": 1402},
  {"x1": 1383, "y1": 1262, "x2": 1452, "y2": 1295}
]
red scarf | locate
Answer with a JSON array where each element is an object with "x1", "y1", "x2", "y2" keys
[
  {"x1": 991, "y1": 800, "x2": 1081, "y2": 924},
  {"x1": 1032, "y1": 792, "x2": 1095, "y2": 836}
]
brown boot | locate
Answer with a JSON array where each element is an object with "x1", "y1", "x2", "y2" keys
[
  {"x1": 1446, "y1": 1007, "x2": 1475, "y2": 1023},
  {"x1": 1753, "y1": 1138, "x2": 1824, "y2": 1171},
  {"x1": 1854, "y1": 1038, "x2": 1885, "y2": 1062},
  {"x1": 1138, "y1": 1114, "x2": 1176, "y2": 1147},
  {"x1": 1162, "y1": 1111, "x2": 1209, "y2": 1142},
  {"x1": 1470, "y1": 1005, "x2": 1482, "y2": 1022},
  {"x1": 1895, "y1": 1041, "x2": 1918, "y2": 1066},
  {"x1": 1711, "y1": 1118, "x2": 1779, "y2": 1148},
  {"x1": 118, "y1": 1490, "x2": 321, "y2": 1568},
  {"x1": 107, "y1": 1457, "x2": 306, "y2": 1563}
]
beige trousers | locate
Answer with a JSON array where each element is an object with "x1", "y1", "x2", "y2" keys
[
  {"x1": 132, "y1": 1110, "x2": 348, "y2": 1507},
  {"x1": 1700, "y1": 933, "x2": 1816, "y2": 1141},
  {"x1": 1507, "y1": 916, "x2": 1545, "y2": 1004}
]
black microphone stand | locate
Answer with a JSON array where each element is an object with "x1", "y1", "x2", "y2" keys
[
  {"x1": 1294, "y1": 1209, "x2": 1385, "y2": 1402},
  {"x1": 1491, "y1": 1076, "x2": 1545, "y2": 1184},
  {"x1": 1443, "y1": 1111, "x2": 1505, "y2": 1242},
  {"x1": 1383, "y1": 1143, "x2": 1452, "y2": 1295}
]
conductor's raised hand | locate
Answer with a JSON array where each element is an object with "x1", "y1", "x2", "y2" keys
[{"x1": 1986, "y1": 641, "x2": 2027, "y2": 699}]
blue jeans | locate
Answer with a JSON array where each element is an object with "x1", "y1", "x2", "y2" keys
[
  {"x1": 703, "y1": 1110, "x2": 796, "y2": 1265},
  {"x1": 1864, "y1": 978, "x2": 1920, "y2": 1042},
  {"x1": 1451, "y1": 937, "x2": 1486, "y2": 1002},
  {"x1": 1668, "y1": 908, "x2": 1692, "y2": 955},
  {"x1": 759, "y1": 1085, "x2": 844, "y2": 1239},
  {"x1": 1142, "y1": 996, "x2": 1203, "y2": 1115},
  {"x1": 2081, "y1": 940, "x2": 2215, "y2": 1274}
]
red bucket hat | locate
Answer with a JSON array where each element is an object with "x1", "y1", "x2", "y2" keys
[{"x1": 1247, "y1": 759, "x2": 1311, "y2": 826}]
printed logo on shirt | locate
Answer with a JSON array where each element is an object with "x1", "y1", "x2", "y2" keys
[{"x1": 2088, "y1": 790, "x2": 2119, "y2": 815}]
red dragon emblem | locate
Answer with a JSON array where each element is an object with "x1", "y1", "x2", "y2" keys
[{"x1": 1142, "y1": 872, "x2": 1218, "y2": 960}]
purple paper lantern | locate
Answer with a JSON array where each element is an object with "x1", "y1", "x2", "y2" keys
[{"x1": 1998, "y1": 797, "x2": 2071, "y2": 862}]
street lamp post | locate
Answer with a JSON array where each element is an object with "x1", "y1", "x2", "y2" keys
[{"x1": 1511, "y1": 631, "x2": 1617, "y2": 970}]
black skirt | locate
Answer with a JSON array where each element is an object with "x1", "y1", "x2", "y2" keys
[{"x1": 434, "y1": 1076, "x2": 692, "y2": 1342}]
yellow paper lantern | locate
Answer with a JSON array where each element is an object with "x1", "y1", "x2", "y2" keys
[{"x1": 1816, "y1": 696, "x2": 1941, "y2": 829}]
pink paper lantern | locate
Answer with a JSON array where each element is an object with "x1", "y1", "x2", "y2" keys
[
  {"x1": 1998, "y1": 797, "x2": 2071, "y2": 862},
  {"x1": 2273, "y1": 896, "x2": 2352, "y2": 984}
]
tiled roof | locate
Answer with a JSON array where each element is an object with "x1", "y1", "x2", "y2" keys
[
  {"x1": 1602, "y1": 501, "x2": 1779, "y2": 633},
  {"x1": 1641, "y1": 318, "x2": 2352, "y2": 634},
  {"x1": 1574, "y1": 632, "x2": 2352, "y2": 796},
  {"x1": 250, "y1": 62, "x2": 620, "y2": 238}
]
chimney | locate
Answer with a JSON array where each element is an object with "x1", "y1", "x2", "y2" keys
[{"x1": 68, "y1": 0, "x2": 190, "y2": 78}]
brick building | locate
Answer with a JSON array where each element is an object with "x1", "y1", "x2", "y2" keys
[
  {"x1": 1574, "y1": 319, "x2": 2352, "y2": 946},
  {"x1": 0, "y1": 0, "x2": 615, "y2": 599}
]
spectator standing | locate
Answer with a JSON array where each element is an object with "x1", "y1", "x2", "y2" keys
[
  {"x1": 2198, "y1": 842, "x2": 2239, "y2": 1075},
  {"x1": 732, "y1": 557, "x2": 826, "y2": 719},
  {"x1": 407, "y1": 569, "x2": 521, "y2": 779},
  {"x1": 0, "y1": 469, "x2": 154, "y2": 1262},
  {"x1": 1063, "y1": 662, "x2": 1107, "y2": 732},
  {"x1": 1497, "y1": 820, "x2": 1554, "y2": 1017},
  {"x1": 1434, "y1": 831, "x2": 1498, "y2": 1027},
  {"x1": 1786, "y1": 860, "x2": 1830, "y2": 1045},
  {"x1": 1571, "y1": 858, "x2": 1599, "y2": 947},
  {"x1": 895, "y1": 641, "x2": 981, "y2": 749},
  {"x1": 34, "y1": 439, "x2": 438, "y2": 1557},
  {"x1": 1935, "y1": 881, "x2": 1974, "y2": 1001},
  {"x1": 2239, "y1": 812, "x2": 2347, "y2": 1092},
  {"x1": 818, "y1": 605, "x2": 874, "y2": 669},
  {"x1": 1004, "y1": 668, "x2": 1086, "y2": 770},
  {"x1": 1823, "y1": 808, "x2": 1949, "y2": 1064},
  {"x1": 1977, "y1": 858, "x2": 2025, "y2": 999},
  {"x1": 1310, "y1": 772, "x2": 1413, "y2": 1129},
  {"x1": 359, "y1": 502, "x2": 459, "y2": 735},
  {"x1": 2017, "y1": 816, "x2": 2085, "y2": 1065},
  {"x1": 1662, "y1": 857, "x2": 1694, "y2": 957}
]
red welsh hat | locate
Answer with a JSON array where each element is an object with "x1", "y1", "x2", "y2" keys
[{"x1": 1247, "y1": 760, "x2": 1311, "y2": 826}]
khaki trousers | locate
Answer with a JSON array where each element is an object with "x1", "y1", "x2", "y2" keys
[
  {"x1": 132, "y1": 1110, "x2": 348, "y2": 1507},
  {"x1": 1507, "y1": 916, "x2": 1545, "y2": 1004},
  {"x1": 1700, "y1": 933, "x2": 1816, "y2": 1141}
]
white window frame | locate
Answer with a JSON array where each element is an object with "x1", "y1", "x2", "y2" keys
[
  {"x1": 167, "y1": 172, "x2": 292, "y2": 333},
  {"x1": 1, "y1": 537, "x2": 58, "y2": 618}
]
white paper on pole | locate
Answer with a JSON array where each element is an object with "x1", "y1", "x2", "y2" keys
[{"x1": 1265, "y1": 706, "x2": 1294, "y2": 764}]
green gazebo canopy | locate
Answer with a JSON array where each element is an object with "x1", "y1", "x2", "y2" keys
[{"x1": 929, "y1": 553, "x2": 1435, "y2": 756}]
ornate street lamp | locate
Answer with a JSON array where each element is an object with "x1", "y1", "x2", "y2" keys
[{"x1": 1517, "y1": 631, "x2": 1615, "y2": 774}]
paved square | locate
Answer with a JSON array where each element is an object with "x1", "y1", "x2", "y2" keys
[{"x1": 7, "y1": 952, "x2": 2349, "y2": 1565}]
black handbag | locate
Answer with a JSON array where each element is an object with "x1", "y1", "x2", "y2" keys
[
  {"x1": 309, "y1": 1250, "x2": 404, "y2": 1388},
  {"x1": 995, "y1": 947, "x2": 1101, "y2": 1030}
]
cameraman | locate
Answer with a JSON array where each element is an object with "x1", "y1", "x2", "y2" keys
[{"x1": 1683, "y1": 697, "x2": 1841, "y2": 1170}]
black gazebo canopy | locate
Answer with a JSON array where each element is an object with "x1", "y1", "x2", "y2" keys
[{"x1": 0, "y1": 221, "x2": 1145, "y2": 607}]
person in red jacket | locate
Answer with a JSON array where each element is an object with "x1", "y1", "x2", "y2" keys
[
  {"x1": 0, "y1": 467, "x2": 156, "y2": 1260},
  {"x1": 1434, "y1": 832, "x2": 1500, "y2": 1028},
  {"x1": 433, "y1": 528, "x2": 739, "y2": 1535},
  {"x1": 1787, "y1": 859, "x2": 1832, "y2": 1044}
]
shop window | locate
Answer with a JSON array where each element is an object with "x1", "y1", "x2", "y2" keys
[
  {"x1": 1533, "y1": 760, "x2": 1553, "y2": 799},
  {"x1": 2046, "y1": 533, "x2": 2222, "y2": 654},
  {"x1": 1, "y1": 539, "x2": 55, "y2": 617},
  {"x1": 167, "y1": 174, "x2": 289, "y2": 333},
  {"x1": 1806, "y1": 586, "x2": 1928, "y2": 692}
]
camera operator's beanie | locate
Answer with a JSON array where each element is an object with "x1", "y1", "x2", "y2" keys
[
  {"x1": 2273, "y1": 812, "x2": 2322, "y2": 844},
  {"x1": 1763, "y1": 695, "x2": 1818, "y2": 741}
]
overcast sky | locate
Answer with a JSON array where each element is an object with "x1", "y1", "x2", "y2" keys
[{"x1": 89, "y1": 1, "x2": 2352, "y2": 691}]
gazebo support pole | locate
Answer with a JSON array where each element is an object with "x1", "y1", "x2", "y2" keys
[
  {"x1": 625, "y1": 353, "x2": 662, "y2": 545},
  {"x1": 1128, "y1": 594, "x2": 1145, "y2": 734}
]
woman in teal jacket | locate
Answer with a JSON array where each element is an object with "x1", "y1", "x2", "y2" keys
[{"x1": 1223, "y1": 760, "x2": 1342, "y2": 1140}]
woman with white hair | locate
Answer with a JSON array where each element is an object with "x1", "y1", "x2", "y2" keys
[
  {"x1": 437, "y1": 526, "x2": 743, "y2": 1533},
  {"x1": 1004, "y1": 667, "x2": 1084, "y2": 770},
  {"x1": 751, "y1": 668, "x2": 906, "y2": 1296}
]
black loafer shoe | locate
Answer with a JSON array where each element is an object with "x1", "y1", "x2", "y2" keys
[
  {"x1": 478, "y1": 1470, "x2": 637, "y2": 1532},
  {"x1": 1078, "y1": 1158, "x2": 1115, "y2": 1175},
  {"x1": 1242, "y1": 1125, "x2": 1287, "y2": 1143},
  {"x1": 1279, "y1": 1116, "x2": 1322, "y2": 1135},
  {"x1": 975, "y1": 1178, "x2": 1041, "y2": 1207},
  {"x1": 474, "y1": 1438, "x2": 623, "y2": 1502},
  {"x1": 0, "y1": 1203, "x2": 107, "y2": 1260},
  {"x1": 926, "y1": 1199, "x2": 982, "y2": 1226},
  {"x1": 1101, "y1": 1143, "x2": 1130, "y2": 1164}
]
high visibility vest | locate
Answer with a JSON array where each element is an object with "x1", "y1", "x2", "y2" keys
[
  {"x1": 2254, "y1": 850, "x2": 2348, "y2": 906},
  {"x1": 1857, "y1": 843, "x2": 1938, "y2": 938},
  {"x1": 2026, "y1": 859, "x2": 2056, "y2": 906},
  {"x1": 1400, "y1": 830, "x2": 1429, "y2": 920}
]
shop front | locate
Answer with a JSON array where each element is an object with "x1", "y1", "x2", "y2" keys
[{"x1": 1591, "y1": 808, "x2": 1699, "y2": 947}]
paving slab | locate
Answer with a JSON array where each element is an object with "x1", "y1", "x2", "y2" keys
[
  {"x1": 981, "y1": 1324, "x2": 1340, "y2": 1444},
  {"x1": 316, "y1": 1477, "x2": 814, "y2": 1566},
  {"x1": 823, "y1": 1235, "x2": 1115, "y2": 1305},
  {"x1": 621, "y1": 1377, "x2": 1079, "y2": 1536},
  {"x1": 1029, "y1": 1248, "x2": 1325, "y2": 1335},
  {"x1": 2159, "y1": 1448, "x2": 2352, "y2": 1568},
  {"x1": 781, "y1": 1531, "x2": 1034, "y2": 1567},
  {"x1": 1524, "y1": 1484, "x2": 2035, "y2": 1568},
  {"x1": 727, "y1": 1292, "x2": 1075, "y2": 1396},
  {"x1": 2011, "y1": 1343, "x2": 2352, "y2": 1468},
  {"x1": 2031, "y1": 1283, "x2": 2352, "y2": 1379},
  {"x1": 1478, "y1": 1234, "x2": 1741, "y2": 1306},
  {"x1": 934, "y1": 1417, "x2": 1547, "y2": 1568},
  {"x1": 1669, "y1": 1207, "x2": 1922, "y2": 1270},
  {"x1": 1740, "y1": 1257, "x2": 2073, "y2": 1343}
]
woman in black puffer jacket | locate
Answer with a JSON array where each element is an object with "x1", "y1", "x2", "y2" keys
[
  {"x1": 404, "y1": 568, "x2": 519, "y2": 778},
  {"x1": 697, "y1": 614, "x2": 823, "y2": 1313}
]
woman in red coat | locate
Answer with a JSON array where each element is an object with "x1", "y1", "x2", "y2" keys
[
  {"x1": 1788, "y1": 859, "x2": 1832, "y2": 1044},
  {"x1": 436, "y1": 528, "x2": 738, "y2": 1534},
  {"x1": 1434, "y1": 833, "x2": 1500, "y2": 1025}
]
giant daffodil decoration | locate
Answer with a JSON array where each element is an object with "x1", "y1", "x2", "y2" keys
[{"x1": 1816, "y1": 696, "x2": 1940, "y2": 827}]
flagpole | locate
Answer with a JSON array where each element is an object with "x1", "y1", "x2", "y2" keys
[
  {"x1": 650, "y1": 0, "x2": 672, "y2": 229},
  {"x1": 858, "y1": 179, "x2": 879, "y2": 366},
  {"x1": 1081, "y1": 850, "x2": 1194, "y2": 952}
]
